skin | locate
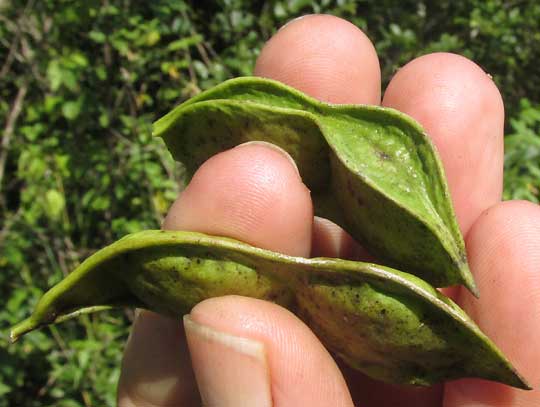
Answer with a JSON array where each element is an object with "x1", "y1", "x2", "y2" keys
[{"x1": 117, "y1": 14, "x2": 540, "y2": 406}]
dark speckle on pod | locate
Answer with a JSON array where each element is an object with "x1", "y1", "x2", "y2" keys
[{"x1": 376, "y1": 150, "x2": 391, "y2": 161}]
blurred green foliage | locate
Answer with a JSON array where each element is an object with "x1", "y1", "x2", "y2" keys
[
  {"x1": 0, "y1": 1, "x2": 538, "y2": 405},
  {"x1": 504, "y1": 99, "x2": 540, "y2": 203}
]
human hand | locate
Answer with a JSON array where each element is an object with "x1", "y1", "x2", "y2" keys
[{"x1": 117, "y1": 15, "x2": 539, "y2": 406}]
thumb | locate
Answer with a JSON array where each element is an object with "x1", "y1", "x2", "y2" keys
[{"x1": 185, "y1": 295, "x2": 353, "y2": 407}]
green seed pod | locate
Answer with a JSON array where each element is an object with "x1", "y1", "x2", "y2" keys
[
  {"x1": 9, "y1": 230, "x2": 529, "y2": 389},
  {"x1": 11, "y1": 78, "x2": 531, "y2": 391},
  {"x1": 153, "y1": 77, "x2": 477, "y2": 295}
]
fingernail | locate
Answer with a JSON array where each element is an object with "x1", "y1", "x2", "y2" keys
[
  {"x1": 278, "y1": 14, "x2": 315, "y2": 32},
  {"x1": 184, "y1": 315, "x2": 272, "y2": 407},
  {"x1": 236, "y1": 140, "x2": 300, "y2": 175}
]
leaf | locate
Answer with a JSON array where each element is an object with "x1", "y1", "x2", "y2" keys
[
  {"x1": 70, "y1": 52, "x2": 89, "y2": 67},
  {"x1": 99, "y1": 113, "x2": 110, "y2": 128},
  {"x1": 0, "y1": 382, "x2": 11, "y2": 397},
  {"x1": 89, "y1": 30, "x2": 106, "y2": 43},
  {"x1": 145, "y1": 30, "x2": 160, "y2": 46},
  {"x1": 167, "y1": 35, "x2": 203, "y2": 51},
  {"x1": 44, "y1": 189, "x2": 65, "y2": 221},
  {"x1": 46, "y1": 60, "x2": 63, "y2": 91},
  {"x1": 62, "y1": 100, "x2": 81, "y2": 120},
  {"x1": 61, "y1": 70, "x2": 79, "y2": 92}
]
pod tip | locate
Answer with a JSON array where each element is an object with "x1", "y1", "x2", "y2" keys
[
  {"x1": 466, "y1": 279, "x2": 480, "y2": 299},
  {"x1": 522, "y1": 381, "x2": 533, "y2": 391},
  {"x1": 9, "y1": 317, "x2": 38, "y2": 343},
  {"x1": 459, "y1": 261, "x2": 480, "y2": 298},
  {"x1": 505, "y1": 369, "x2": 533, "y2": 390}
]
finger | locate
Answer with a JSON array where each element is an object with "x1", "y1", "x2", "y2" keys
[
  {"x1": 311, "y1": 216, "x2": 374, "y2": 261},
  {"x1": 118, "y1": 142, "x2": 324, "y2": 406},
  {"x1": 444, "y1": 201, "x2": 540, "y2": 406},
  {"x1": 185, "y1": 296, "x2": 353, "y2": 407},
  {"x1": 339, "y1": 363, "x2": 443, "y2": 407},
  {"x1": 163, "y1": 142, "x2": 311, "y2": 256},
  {"x1": 117, "y1": 311, "x2": 200, "y2": 406},
  {"x1": 255, "y1": 14, "x2": 381, "y2": 106},
  {"x1": 255, "y1": 14, "x2": 381, "y2": 259},
  {"x1": 382, "y1": 52, "x2": 505, "y2": 234},
  {"x1": 255, "y1": 15, "x2": 441, "y2": 406}
]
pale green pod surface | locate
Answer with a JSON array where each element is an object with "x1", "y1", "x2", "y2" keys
[
  {"x1": 153, "y1": 77, "x2": 477, "y2": 294},
  {"x1": 10, "y1": 230, "x2": 529, "y2": 389}
]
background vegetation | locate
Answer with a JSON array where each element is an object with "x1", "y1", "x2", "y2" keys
[{"x1": 1, "y1": 1, "x2": 539, "y2": 405}]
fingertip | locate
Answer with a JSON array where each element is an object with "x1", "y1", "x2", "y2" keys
[
  {"x1": 384, "y1": 52, "x2": 504, "y2": 119},
  {"x1": 444, "y1": 201, "x2": 540, "y2": 406},
  {"x1": 163, "y1": 142, "x2": 313, "y2": 257},
  {"x1": 183, "y1": 313, "x2": 273, "y2": 406},
  {"x1": 255, "y1": 14, "x2": 381, "y2": 105},
  {"x1": 187, "y1": 296, "x2": 354, "y2": 407},
  {"x1": 463, "y1": 200, "x2": 540, "y2": 313}
]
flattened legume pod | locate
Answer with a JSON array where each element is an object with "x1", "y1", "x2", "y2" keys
[
  {"x1": 9, "y1": 230, "x2": 529, "y2": 389},
  {"x1": 153, "y1": 77, "x2": 477, "y2": 295}
]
